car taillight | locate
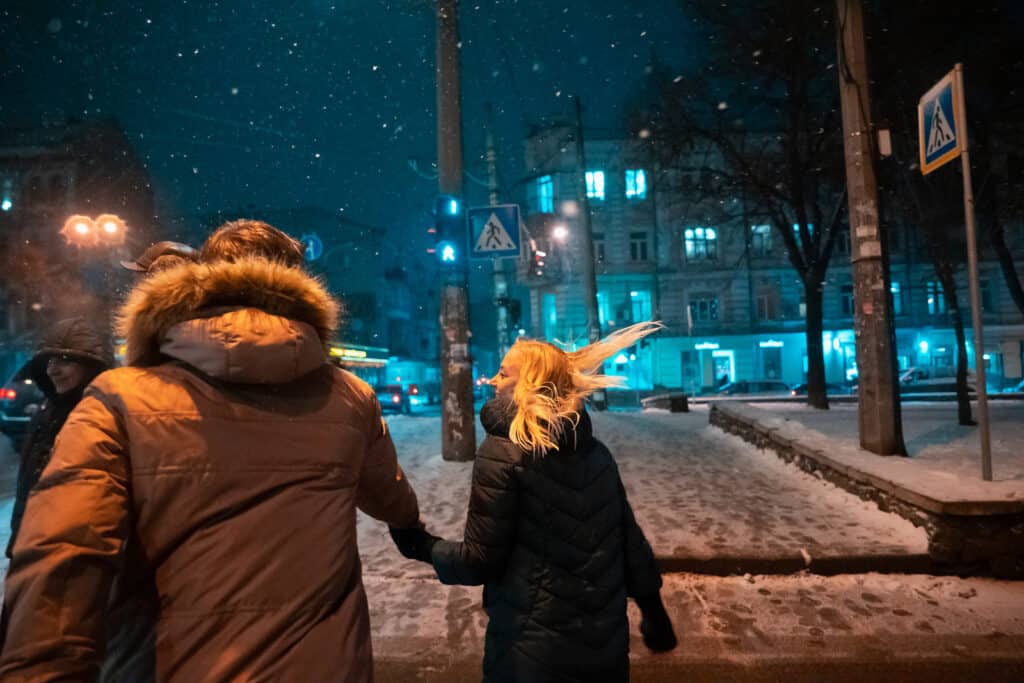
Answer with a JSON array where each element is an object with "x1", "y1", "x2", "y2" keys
[
  {"x1": 409, "y1": 386, "x2": 419, "y2": 395},
  {"x1": 2, "y1": 389, "x2": 15, "y2": 401},
  {"x1": 391, "y1": 394, "x2": 401, "y2": 404}
]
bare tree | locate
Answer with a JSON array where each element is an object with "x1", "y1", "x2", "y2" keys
[{"x1": 633, "y1": 0, "x2": 847, "y2": 409}]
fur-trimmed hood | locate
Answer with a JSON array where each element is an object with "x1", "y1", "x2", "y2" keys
[{"x1": 117, "y1": 258, "x2": 340, "y2": 383}]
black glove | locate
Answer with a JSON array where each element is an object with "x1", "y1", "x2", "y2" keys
[
  {"x1": 389, "y1": 522, "x2": 441, "y2": 564},
  {"x1": 636, "y1": 594, "x2": 677, "y2": 652}
]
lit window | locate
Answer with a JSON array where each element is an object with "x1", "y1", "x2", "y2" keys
[
  {"x1": 625, "y1": 169, "x2": 647, "y2": 199},
  {"x1": 891, "y1": 282, "x2": 903, "y2": 315},
  {"x1": 792, "y1": 222, "x2": 815, "y2": 245},
  {"x1": 684, "y1": 226, "x2": 718, "y2": 261},
  {"x1": 537, "y1": 175, "x2": 554, "y2": 213},
  {"x1": 630, "y1": 290, "x2": 652, "y2": 322},
  {"x1": 750, "y1": 224, "x2": 771, "y2": 256},
  {"x1": 542, "y1": 293, "x2": 557, "y2": 340},
  {"x1": 926, "y1": 281, "x2": 947, "y2": 315},
  {"x1": 585, "y1": 170, "x2": 605, "y2": 200},
  {"x1": 629, "y1": 232, "x2": 648, "y2": 261},
  {"x1": 688, "y1": 295, "x2": 719, "y2": 322}
]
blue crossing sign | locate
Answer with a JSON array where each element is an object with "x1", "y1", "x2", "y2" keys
[
  {"x1": 468, "y1": 204, "x2": 521, "y2": 259},
  {"x1": 918, "y1": 69, "x2": 963, "y2": 175}
]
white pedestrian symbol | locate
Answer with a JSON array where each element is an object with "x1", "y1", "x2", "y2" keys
[
  {"x1": 926, "y1": 100, "x2": 955, "y2": 156},
  {"x1": 475, "y1": 213, "x2": 517, "y2": 251}
]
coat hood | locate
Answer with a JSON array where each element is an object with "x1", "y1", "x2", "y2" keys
[
  {"x1": 116, "y1": 257, "x2": 341, "y2": 384},
  {"x1": 15, "y1": 317, "x2": 114, "y2": 397}
]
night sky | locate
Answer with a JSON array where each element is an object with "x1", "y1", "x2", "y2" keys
[{"x1": 2, "y1": 0, "x2": 692, "y2": 243}]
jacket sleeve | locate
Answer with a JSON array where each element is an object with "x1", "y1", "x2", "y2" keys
[
  {"x1": 620, "y1": 477, "x2": 662, "y2": 599},
  {"x1": 0, "y1": 390, "x2": 132, "y2": 681},
  {"x1": 354, "y1": 399, "x2": 419, "y2": 528},
  {"x1": 431, "y1": 440, "x2": 519, "y2": 586}
]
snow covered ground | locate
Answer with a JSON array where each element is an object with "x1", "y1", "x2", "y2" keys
[
  {"x1": 749, "y1": 401, "x2": 1024, "y2": 481},
  {"x1": 725, "y1": 401, "x2": 1024, "y2": 506},
  {"x1": 359, "y1": 409, "x2": 927, "y2": 581},
  {"x1": 365, "y1": 570, "x2": 1024, "y2": 670}
]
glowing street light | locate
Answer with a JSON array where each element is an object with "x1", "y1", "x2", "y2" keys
[
  {"x1": 60, "y1": 213, "x2": 127, "y2": 247},
  {"x1": 551, "y1": 223, "x2": 569, "y2": 242}
]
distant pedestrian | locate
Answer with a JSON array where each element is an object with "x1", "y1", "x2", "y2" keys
[
  {"x1": 119, "y1": 240, "x2": 199, "y2": 275},
  {"x1": 0, "y1": 220, "x2": 419, "y2": 681},
  {"x1": 4, "y1": 317, "x2": 114, "y2": 559},
  {"x1": 391, "y1": 321, "x2": 677, "y2": 683}
]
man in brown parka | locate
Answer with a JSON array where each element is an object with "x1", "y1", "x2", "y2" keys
[{"x1": 0, "y1": 221, "x2": 420, "y2": 681}]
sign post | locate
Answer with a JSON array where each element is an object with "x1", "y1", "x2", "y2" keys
[
  {"x1": 468, "y1": 204, "x2": 521, "y2": 259},
  {"x1": 918, "y1": 64, "x2": 992, "y2": 480}
]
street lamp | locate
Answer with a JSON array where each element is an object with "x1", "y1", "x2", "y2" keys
[
  {"x1": 551, "y1": 223, "x2": 569, "y2": 243},
  {"x1": 60, "y1": 213, "x2": 127, "y2": 247}
]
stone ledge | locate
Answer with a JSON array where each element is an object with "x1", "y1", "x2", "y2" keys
[{"x1": 709, "y1": 402, "x2": 1024, "y2": 578}]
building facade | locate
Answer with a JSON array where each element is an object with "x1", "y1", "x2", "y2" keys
[
  {"x1": 0, "y1": 120, "x2": 157, "y2": 379},
  {"x1": 516, "y1": 126, "x2": 1024, "y2": 394}
]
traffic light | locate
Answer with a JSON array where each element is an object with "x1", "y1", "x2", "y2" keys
[
  {"x1": 531, "y1": 248, "x2": 547, "y2": 277},
  {"x1": 434, "y1": 194, "x2": 465, "y2": 267}
]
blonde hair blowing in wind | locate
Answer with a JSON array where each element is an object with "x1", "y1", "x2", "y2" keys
[{"x1": 508, "y1": 321, "x2": 664, "y2": 455}]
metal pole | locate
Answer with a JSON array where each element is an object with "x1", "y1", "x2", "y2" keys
[
  {"x1": 836, "y1": 0, "x2": 906, "y2": 455},
  {"x1": 572, "y1": 95, "x2": 606, "y2": 410},
  {"x1": 436, "y1": 0, "x2": 475, "y2": 461},
  {"x1": 484, "y1": 103, "x2": 510, "y2": 362},
  {"x1": 954, "y1": 63, "x2": 992, "y2": 480}
]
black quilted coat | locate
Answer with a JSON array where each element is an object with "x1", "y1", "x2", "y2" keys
[{"x1": 431, "y1": 399, "x2": 662, "y2": 683}]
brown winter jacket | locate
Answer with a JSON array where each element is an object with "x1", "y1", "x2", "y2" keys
[{"x1": 0, "y1": 258, "x2": 419, "y2": 682}]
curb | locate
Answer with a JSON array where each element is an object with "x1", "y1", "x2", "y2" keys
[{"x1": 656, "y1": 552, "x2": 933, "y2": 576}]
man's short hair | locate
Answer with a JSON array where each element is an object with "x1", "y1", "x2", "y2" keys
[{"x1": 201, "y1": 219, "x2": 305, "y2": 267}]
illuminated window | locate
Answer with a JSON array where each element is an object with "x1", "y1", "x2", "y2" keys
[
  {"x1": 537, "y1": 175, "x2": 554, "y2": 213},
  {"x1": 585, "y1": 170, "x2": 605, "y2": 200},
  {"x1": 750, "y1": 224, "x2": 771, "y2": 256},
  {"x1": 684, "y1": 227, "x2": 717, "y2": 261},
  {"x1": 625, "y1": 169, "x2": 647, "y2": 199},
  {"x1": 689, "y1": 295, "x2": 719, "y2": 322},
  {"x1": 891, "y1": 281, "x2": 903, "y2": 315}
]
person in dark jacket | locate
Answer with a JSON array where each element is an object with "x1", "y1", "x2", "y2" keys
[
  {"x1": 5, "y1": 317, "x2": 113, "y2": 558},
  {"x1": 392, "y1": 321, "x2": 676, "y2": 682}
]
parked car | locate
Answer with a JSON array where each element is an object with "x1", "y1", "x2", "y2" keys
[
  {"x1": 706, "y1": 380, "x2": 792, "y2": 398},
  {"x1": 899, "y1": 367, "x2": 930, "y2": 385},
  {"x1": 1, "y1": 373, "x2": 45, "y2": 453},
  {"x1": 1003, "y1": 379, "x2": 1024, "y2": 394},
  {"x1": 375, "y1": 383, "x2": 412, "y2": 414},
  {"x1": 788, "y1": 382, "x2": 851, "y2": 397}
]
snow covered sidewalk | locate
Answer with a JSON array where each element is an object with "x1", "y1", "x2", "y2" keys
[
  {"x1": 359, "y1": 410, "x2": 928, "y2": 581},
  {"x1": 367, "y1": 571, "x2": 1024, "y2": 681}
]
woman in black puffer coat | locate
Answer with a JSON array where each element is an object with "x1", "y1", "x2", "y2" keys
[
  {"x1": 391, "y1": 321, "x2": 676, "y2": 682},
  {"x1": 6, "y1": 317, "x2": 113, "y2": 558}
]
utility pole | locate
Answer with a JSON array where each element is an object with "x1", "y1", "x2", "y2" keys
[
  {"x1": 436, "y1": 0, "x2": 475, "y2": 461},
  {"x1": 572, "y1": 96, "x2": 606, "y2": 410},
  {"x1": 484, "y1": 102, "x2": 511, "y2": 361},
  {"x1": 836, "y1": 0, "x2": 906, "y2": 455}
]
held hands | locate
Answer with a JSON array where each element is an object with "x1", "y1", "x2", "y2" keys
[
  {"x1": 636, "y1": 593, "x2": 678, "y2": 653},
  {"x1": 389, "y1": 520, "x2": 441, "y2": 564}
]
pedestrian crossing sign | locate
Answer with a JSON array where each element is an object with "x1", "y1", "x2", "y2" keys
[
  {"x1": 918, "y1": 69, "x2": 963, "y2": 175},
  {"x1": 469, "y1": 204, "x2": 521, "y2": 259}
]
